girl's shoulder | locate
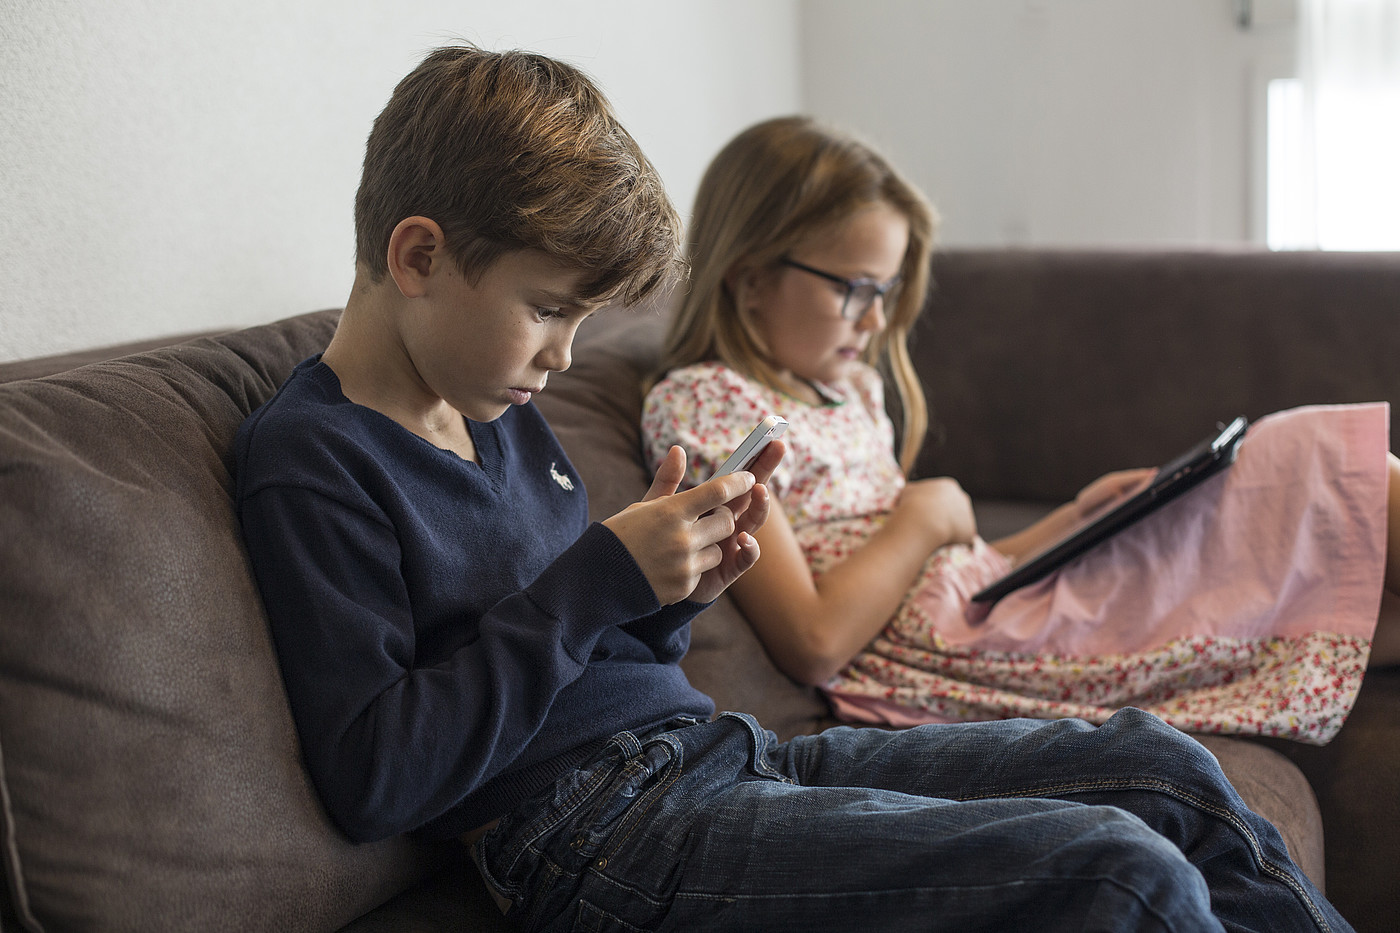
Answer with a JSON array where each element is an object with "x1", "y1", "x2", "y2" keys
[
  {"x1": 652, "y1": 360, "x2": 753, "y2": 391},
  {"x1": 646, "y1": 361, "x2": 774, "y2": 411}
]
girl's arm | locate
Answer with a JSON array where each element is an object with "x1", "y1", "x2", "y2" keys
[
  {"x1": 990, "y1": 468, "x2": 1156, "y2": 564},
  {"x1": 726, "y1": 475, "x2": 976, "y2": 686}
]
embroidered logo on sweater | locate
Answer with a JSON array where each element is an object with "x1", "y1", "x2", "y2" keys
[{"x1": 549, "y1": 462, "x2": 575, "y2": 491}]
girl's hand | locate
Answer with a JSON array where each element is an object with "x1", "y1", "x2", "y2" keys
[
  {"x1": 1074, "y1": 468, "x2": 1156, "y2": 519},
  {"x1": 991, "y1": 468, "x2": 1152, "y2": 564},
  {"x1": 890, "y1": 476, "x2": 977, "y2": 551},
  {"x1": 603, "y1": 442, "x2": 784, "y2": 605}
]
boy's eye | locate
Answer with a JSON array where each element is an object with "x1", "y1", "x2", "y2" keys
[{"x1": 535, "y1": 307, "x2": 564, "y2": 320}]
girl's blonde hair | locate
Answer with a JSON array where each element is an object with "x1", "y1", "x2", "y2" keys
[{"x1": 657, "y1": 116, "x2": 938, "y2": 472}]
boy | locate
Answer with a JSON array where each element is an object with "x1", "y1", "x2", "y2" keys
[{"x1": 236, "y1": 46, "x2": 1351, "y2": 931}]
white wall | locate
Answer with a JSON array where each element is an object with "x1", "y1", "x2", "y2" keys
[
  {"x1": 801, "y1": 0, "x2": 1297, "y2": 247},
  {"x1": 0, "y1": 1, "x2": 800, "y2": 361},
  {"x1": 1, "y1": 1, "x2": 1305, "y2": 362}
]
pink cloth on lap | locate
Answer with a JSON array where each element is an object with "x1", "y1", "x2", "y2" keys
[
  {"x1": 828, "y1": 404, "x2": 1388, "y2": 743},
  {"x1": 959, "y1": 404, "x2": 1388, "y2": 655}
]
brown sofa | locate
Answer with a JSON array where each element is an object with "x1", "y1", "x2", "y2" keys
[{"x1": 1, "y1": 248, "x2": 1394, "y2": 932}]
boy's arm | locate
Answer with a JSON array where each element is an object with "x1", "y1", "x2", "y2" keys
[{"x1": 240, "y1": 485, "x2": 653, "y2": 843}]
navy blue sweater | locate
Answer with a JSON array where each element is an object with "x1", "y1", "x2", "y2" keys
[{"x1": 234, "y1": 357, "x2": 713, "y2": 842}]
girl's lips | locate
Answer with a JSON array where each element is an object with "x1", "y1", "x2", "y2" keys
[{"x1": 837, "y1": 347, "x2": 862, "y2": 360}]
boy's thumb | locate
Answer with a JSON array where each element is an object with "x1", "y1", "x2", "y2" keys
[{"x1": 641, "y1": 445, "x2": 686, "y2": 501}]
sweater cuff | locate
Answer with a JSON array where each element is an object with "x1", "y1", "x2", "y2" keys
[{"x1": 524, "y1": 523, "x2": 661, "y2": 662}]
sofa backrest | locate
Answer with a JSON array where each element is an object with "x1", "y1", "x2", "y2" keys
[
  {"x1": 0, "y1": 311, "x2": 443, "y2": 932},
  {"x1": 914, "y1": 249, "x2": 1400, "y2": 501}
]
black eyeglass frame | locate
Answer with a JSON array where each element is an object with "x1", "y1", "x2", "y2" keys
[{"x1": 779, "y1": 257, "x2": 903, "y2": 321}]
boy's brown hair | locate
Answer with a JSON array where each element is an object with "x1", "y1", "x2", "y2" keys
[{"x1": 354, "y1": 45, "x2": 682, "y2": 306}]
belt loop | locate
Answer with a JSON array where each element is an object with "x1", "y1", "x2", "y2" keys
[{"x1": 608, "y1": 729, "x2": 643, "y2": 760}]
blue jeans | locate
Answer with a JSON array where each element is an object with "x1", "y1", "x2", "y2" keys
[{"x1": 475, "y1": 709, "x2": 1350, "y2": 932}]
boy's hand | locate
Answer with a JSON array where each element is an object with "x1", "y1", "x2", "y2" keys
[{"x1": 604, "y1": 442, "x2": 784, "y2": 605}]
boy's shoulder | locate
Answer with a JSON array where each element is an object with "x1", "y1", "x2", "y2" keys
[
  {"x1": 235, "y1": 356, "x2": 568, "y2": 505},
  {"x1": 234, "y1": 355, "x2": 381, "y2": 503},
  {"x1": 237, "y1": 356, "x2": 365, "y2": 464}
]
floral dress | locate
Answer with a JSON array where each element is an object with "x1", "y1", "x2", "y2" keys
[{"x1": 642, "y1": 361, "x2": 1387, "y2": 745}]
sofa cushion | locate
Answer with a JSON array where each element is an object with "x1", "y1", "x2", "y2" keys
[{"x1": 0, "y1": 310, "x2": 443, "y2": 933}]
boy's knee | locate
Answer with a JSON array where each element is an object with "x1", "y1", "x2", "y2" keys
[
  {"x1": 1097, "y1": 708, "x2": 1232, "y2": 786},
  {"x1": 1055, "y1": 806, "x2": 1215, "y2": 927}
]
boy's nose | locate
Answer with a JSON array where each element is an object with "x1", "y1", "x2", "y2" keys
[{"x1": 539, "y1": 339, "x2": 572, "y2": 372}]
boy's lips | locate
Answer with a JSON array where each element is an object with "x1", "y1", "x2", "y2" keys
[{"x1": 508, "y1": 386, "x2": 545, "y2": 405}]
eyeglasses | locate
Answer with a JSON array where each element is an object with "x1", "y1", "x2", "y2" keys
[{"x1": 779, "y1": 257, "x2": 903, "y2": 321}]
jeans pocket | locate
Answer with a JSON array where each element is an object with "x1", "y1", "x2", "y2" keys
[
  {"x1": 572, "y1": 899, "x2": 649, "y2": 933},
  {"x1": 568, "y1": 741, "x2": 675, "y2": 861}
]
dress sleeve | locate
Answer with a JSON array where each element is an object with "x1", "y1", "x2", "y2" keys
[{"x1": 238, "y1": 484, "x2": 657, "y2": 842}]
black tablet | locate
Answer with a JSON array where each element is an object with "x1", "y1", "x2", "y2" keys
[{"x1": 970, "y1": 416, "x2": 1249, "y2": 605}]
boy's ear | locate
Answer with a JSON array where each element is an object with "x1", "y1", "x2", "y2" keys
[{"x1": 386, "y1": 216, "x2": 447, "y2": 299}]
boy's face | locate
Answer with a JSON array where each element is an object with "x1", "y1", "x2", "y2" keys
[{"x1": 402, "y1": 248, "x2": 597, "y2": 423}]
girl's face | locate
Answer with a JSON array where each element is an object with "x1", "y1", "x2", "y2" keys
[{"x1": 744, "y1": 202, "x2": 910, "y2": 402}]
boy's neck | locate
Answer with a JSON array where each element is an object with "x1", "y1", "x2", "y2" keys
[{"x1": 322, "y1": 271, "x2": 478, "y2": 461}]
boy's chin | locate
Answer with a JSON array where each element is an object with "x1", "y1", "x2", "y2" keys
[{"x1": 461, "y1": 401, "x2": 513, "y2": 424}]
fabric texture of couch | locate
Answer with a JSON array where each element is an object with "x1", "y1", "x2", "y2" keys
[{"x1": 1, "y1": 248, "x2": 1395, "y2": 932}]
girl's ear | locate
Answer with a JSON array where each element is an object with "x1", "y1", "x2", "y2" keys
[
  {"x1": 722, "y1": 264, "x2": 747, "y2": 299},
  {"x1": 725, "y1": 263, "x2": 769, "y2": 313},
  {"x1": 385, "y1": 216, "x2": 447, "y2": 299}
]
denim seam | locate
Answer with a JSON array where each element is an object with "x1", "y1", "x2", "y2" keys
[
  {"x1": 576, "y1": 899, "x2": 649, "y2": 933},
  {"x1": 669, "y1": 873, "x2": 1187, "y2": 928},
  {"x1": 958, "y1": 777, "x2": 1332, "y2": 933},
  {"x1": 579, "y1": 861, "x2": 672, "y2": 912}
]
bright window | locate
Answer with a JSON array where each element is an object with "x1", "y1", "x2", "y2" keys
[{"x1": 1267, "y1": 0, "x2": 1400, "y2": 251}]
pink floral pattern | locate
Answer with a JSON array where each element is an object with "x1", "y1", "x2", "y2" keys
[{"x1": 642, "y1": 363, "x2": 1373, "y2": 745}]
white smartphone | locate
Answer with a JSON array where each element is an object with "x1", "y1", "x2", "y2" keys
[{"x1": 713, "y1": 414, "x2": 788, "y2": 478}]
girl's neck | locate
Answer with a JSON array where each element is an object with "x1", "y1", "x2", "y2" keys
[{"x1": 774, "y1": 371, "x2": 843, "y2": 407}]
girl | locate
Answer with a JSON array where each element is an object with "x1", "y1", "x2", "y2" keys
[{"x1": 642, "y1": 115, "x2": 1400, "y2": 745}]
